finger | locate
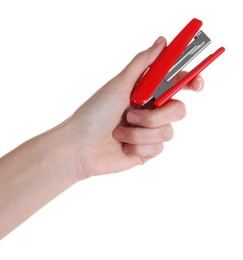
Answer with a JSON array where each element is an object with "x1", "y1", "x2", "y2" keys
[
  {"x1": 113, "y1": 124, "x2": 173, "y2": 145},
  {"x1": 126, "y1": 99, "x2": 186, "y2": 128},
  {"x1": 189, "y1": 75, "x2": 204, "y2": 91},
  {"x1": 171, "y1": 71, "x2": 204, "y2": 91},
  {"x1": 119, "y1": 36, "x2": 167, "y2": 88},
  {"x1": 123, "y1": 143, "x2": 164, "y2": 158}
]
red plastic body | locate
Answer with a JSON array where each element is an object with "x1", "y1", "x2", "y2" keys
[
  {"x1": 130, "y1": 18, "x2": 225, "y2": 108},
  {"x1": 130, "y1": 18, "x2": 203, "y2": 107},
  {"x1": 154, "y1": 47, "x2": 225, "y2": 107}
]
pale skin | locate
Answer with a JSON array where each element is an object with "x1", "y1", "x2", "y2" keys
[{"x1": 0, "y1": 36, "x2": 204, "y2": 239}]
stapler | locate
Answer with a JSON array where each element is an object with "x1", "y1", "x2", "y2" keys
[{"x1": 130, "y1": 18, "x2": 225, "y2": 108}]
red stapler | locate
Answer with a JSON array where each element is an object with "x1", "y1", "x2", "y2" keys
[{"x1": 130, "y1": 18, "x2": 225, "y2": 108}]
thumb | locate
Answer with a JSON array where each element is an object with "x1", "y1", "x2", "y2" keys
[
  {"x1": 76, "y1": 37, "x2": 167, "y2": 118},
  {"x1": 70, "y1": 36, "x2": 167, "y2": 139},
  {"x1": 119, "y1": 36, "x2": 167, "y2": 89}
]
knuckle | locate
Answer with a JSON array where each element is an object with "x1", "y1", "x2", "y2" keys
[
  {"x1": 143, "y1": 109, "x2": 160, "y2": 128},
  {"x1": 127, "y1": 128, "x2": 140, "y2": 144},
  {"x1": 175, "y1": 102, "x2": 187, "y2": 120},
  {"x1": 159, "y1": 124, "x2": 174, "y2": 141},
  {"x1": 135, "y1": 50, "x2": 151, "y2": 66},
  {"x1": 145, "y1": 116, "x2": 156, "y2": 128},
  {"x1": 138, "y1": 156, "x2": 151, "y2": 165},
  {"x1": 154, "y1": 143, "x2": 164, "y2": 155}
]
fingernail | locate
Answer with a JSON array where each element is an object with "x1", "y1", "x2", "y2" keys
[
  {"x1": 152, "y1": 36, "x2": 165, "y2": 47},
  {"x1": 113, "y1": 128, "x2": 125, "y2": 140},
  {"x1": 127, "y1": 111, "x2": 140, "y2": 124}
]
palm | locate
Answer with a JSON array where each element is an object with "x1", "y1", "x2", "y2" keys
[{"x1": 72, "y1": 79, "x2": 140, "y2": 176}]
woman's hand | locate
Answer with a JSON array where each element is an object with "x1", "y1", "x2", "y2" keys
[
  {"x1": 0, "y1": 36, "x2": 204, "y2": 239},
  {"x1": 66, "y1": 36, "x2": 204, "y2": 179}
]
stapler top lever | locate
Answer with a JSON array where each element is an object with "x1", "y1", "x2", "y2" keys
[{"x1": 130, "y1": 18, "x2": 225, "y2": 108}]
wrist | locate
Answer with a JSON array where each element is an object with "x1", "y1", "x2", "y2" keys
[
  {"x1": 53, "y1": 118, "x2": 87, "y2": 182},
  {"x1": 27, "y1": 120, "x2": 85, "y2": 187}
]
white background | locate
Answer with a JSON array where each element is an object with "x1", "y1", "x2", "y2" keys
[{"x1": 0, "y1": 0, "x2": 242, "y2": 259}]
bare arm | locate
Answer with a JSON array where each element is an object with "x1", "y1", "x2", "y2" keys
[
  {"x1": 0, "y1": 124, "x2": 79, "y2": 239},
  {"x1": 0, "y1": 36, "x2": 204, "y2": 239}
]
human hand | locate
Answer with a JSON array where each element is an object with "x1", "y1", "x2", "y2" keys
[
  {"x1": 66, "y1": 36, "x2": 204, "y2": 180},
  {"x1": 0, "y1": 35, "x2": 204, "y2": 239}
]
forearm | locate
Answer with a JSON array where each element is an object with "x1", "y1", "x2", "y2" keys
[
  {"x1": 0, "y1": 37, "x2": 202, "y2": 240},
  {"x1": 0, "y1": 124, "x2": 79, "y2": 239}
]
